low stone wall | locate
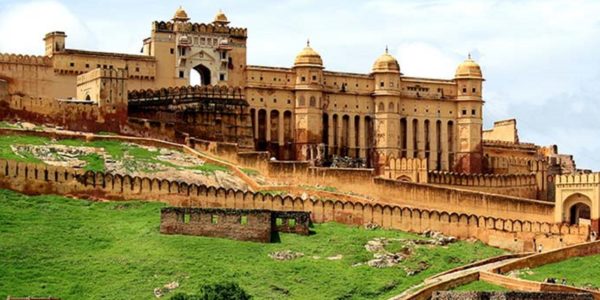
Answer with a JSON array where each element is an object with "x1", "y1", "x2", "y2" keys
[
  {"x1": 394, "y1": 272, "x2": 480, "y2": 300},
  {"x1": 160, "y1": 207, "x2": 273, "y2": 242},
  {"x1": 492, "y1": 240, "x2": 600, "y2": 274},
  {"x1": 0, "y1": 159, "x2": 588, "y2": 252},
  {"x1": 479, "y1": 272, "x2": 600, "y2": 299},
  {"x1": 272, "y1": 211, "x2": 311, "y2": 235},
  {"x1": 431, "y1": 291, "x2": 593, "y2": 300}
]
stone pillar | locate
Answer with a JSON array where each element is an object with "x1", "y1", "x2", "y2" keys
[
  {"x1": 278, "y1": 111, "x2": 285, "y2": 158},
  {"x1": 429, "y1": 120, "x2": 438, "y2": 170},
  {"x1": 417, "y1": 118, "x2": 425, "y2": 159},
  {"x1": 349, "y1": 116, "x2": 356, "y2": 157},
  {"x1": 328, "y1": 114, "x2": 334, "y2": 154},
  {"x1": 359, "y1": 116, "x2": 366, "y2": 158},
  {"x1": 441, "y1": 120, "x2": 449, "y2": 171},
  {"x1": 265, "y1": 110, "x2": 271, "y2": 142},
  {"x1": 254, "y1": 109, "x2": 259, "y2": 138},
  {"x1": 336, "y1": 117, "x2": 343, "y2": 155},
  {"x1": 278, "y1": 112, "x2": 285, "y2": 146},
  {"x1": 406, "y1": 118, "x2": 414, "y2": 159}
]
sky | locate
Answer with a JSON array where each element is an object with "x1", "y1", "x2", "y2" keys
[{"x1": 0, "y1": 0, "x2": 599, "y2": 170}]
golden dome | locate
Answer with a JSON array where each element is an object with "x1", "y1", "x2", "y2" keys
[
  {"x1": 372, "y1": 48, "x2": 400, "y2": 73},
  {"x1": 173, "y1": 6, "x2": 190, "y2": 21},
  {"x1": 294, "y1": 41, "x2": 323, "y2": 67},
  {"x1": 455, "y1": 54, "x2": 483, "y2": 79},
  {"x1": 214, "y1": 9, "x2": 230, "y2": 25}
]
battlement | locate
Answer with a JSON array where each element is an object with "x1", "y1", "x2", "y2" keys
[
  {"x1": 128, "y1": 85, "x2": 245, "y2": 103},
  {"x1": 152, "y1": 21, "x2": 248, "y2": 38},
  {"x1": 556, "y1": 172, "x2": 600, "y2": 185},
  {"x1": 0, "y1": 53, "x2": 51, "y2": 66},
  {"x1": 428, "y1": 171, "x2": 537, "y2": 187},
  {"x1": 483, "y1": 139, "x2": 538, "y2": 149},
  {"x1": 485, "y1": 155, "x2": 546, "y2": 174}
]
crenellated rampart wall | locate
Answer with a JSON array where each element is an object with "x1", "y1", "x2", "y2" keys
[
  {"x1": 0, "y1": 159, "x2": 587, "y2": 252},
  {"x1": 427, "y1": 171, "x2": 538, "y2": 199}
]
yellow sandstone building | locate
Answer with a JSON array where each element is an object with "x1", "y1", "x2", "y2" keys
[{"x1": 0, "y1": 7, "x2": 485, "y2": 173}]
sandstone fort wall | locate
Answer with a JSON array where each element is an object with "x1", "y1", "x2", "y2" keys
[
  {"x1": 0, "y1": 159, "x2": 587, "y2": 252},
  {"x1": 427, "y1": 171, "x2": 538, "y2": 199}
]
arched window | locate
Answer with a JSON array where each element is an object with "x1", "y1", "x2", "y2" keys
[
  {"x1": 298, "y1": 96, "x2": 305, "y2": 106},
  {"x1": 309, "y1": 96, "x2": 316, "y2": 107},
  {"x1": 378, "y1": 102, "x2": 384, "y2": 112},
  {"x1": 388, "y1": 102, "x2": 394, "y2": 112}
]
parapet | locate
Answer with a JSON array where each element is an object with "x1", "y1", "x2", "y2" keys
[
  {"x1": 152, "y1": 21, "x2": 247, "y2": 38},
  {"x1": 0, "y1": 53, "x2": 51, "y2": 66},
  {"x1": 556, "y1": 172, "x2": 600, "y2": 185}
]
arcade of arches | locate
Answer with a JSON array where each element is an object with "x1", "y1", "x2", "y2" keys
[{"x1": 250, "y1": 108, "x2": 457, "y2": 169}]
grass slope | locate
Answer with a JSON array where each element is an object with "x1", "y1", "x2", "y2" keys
[
  {"x1": 0, "y1": 135, "x2": 228, "y2": 174},
  {"x1": 519, "y1": 255, "x2": 600, "y2": 289},
  {"x1": 0, "y1": 190, "x2": 504, "y2": 300}
]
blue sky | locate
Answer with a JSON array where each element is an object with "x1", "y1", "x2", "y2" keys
[{"x1": 1, "y1": 0, "x2": 599, "y2": 170}]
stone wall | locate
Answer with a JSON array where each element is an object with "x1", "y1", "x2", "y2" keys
[
  {"x1": 382, "y1": 157, "x2": 428, "y2": 183},
  {"x1": 0, "y1": 159, "x2": 588, "y2": 252},
  {"x1": 160, "y1": 207, "x2": 273, "y2": 242},
  {"x1": 0, "y1": 94, "x2": 125, "y2": 132},
  {"x1": 493, "y1": 240, "x2": 600, "y2": 274},
  {"x1": 431, "y1": 291, "x2": 593, "y2": 300},
  {"x1": 128, "y1": 85, "x2": 253, "y2": 149},
  {"x1": 427, "y1": 171, "x2": 538, "y2": 199}
]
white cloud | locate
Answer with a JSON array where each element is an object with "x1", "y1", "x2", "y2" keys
[
  {"x1": 0, "y1": 0, "x2": 94, "y2": 55},
  {"x1": 395, "y1": 42, "x2": 459, "y2": 79}
]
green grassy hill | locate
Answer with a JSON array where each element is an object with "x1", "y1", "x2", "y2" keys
[
  {"x1": 0, "y1": 189, "x2": 504, "y2": 299},
  {"x1": 518, "y1": 255, "x2": 600, "y2": 289}
]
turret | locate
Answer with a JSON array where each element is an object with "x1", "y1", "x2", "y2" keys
[
  {"x1": 371, "y1": 47, "x2": 402, "y2": 168},
  {"x1": 454, "y1": 54, "x2": 484, "y2": 173},
  {"x1": 43, "y1": 31, "x2": 66, "y2": 57},
  {"x1": 213, "y1": 9, "x2": 230, "y2": 26},
  {"x1": 372, "y1": 47, "x2": 401, "y2": 95},
  {"x1": 293, "y1": 41, "x2": 324, "y2": 161}
]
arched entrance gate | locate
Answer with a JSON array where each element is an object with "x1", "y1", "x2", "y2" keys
[{"x1": 554, "y1": 173, "x2": 600, "y2": 233}]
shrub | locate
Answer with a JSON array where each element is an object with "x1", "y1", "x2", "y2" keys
[
  {"x1": 198, "y1": 282, "x2": 251, "y2": 300},
  {"x1": 169, "y1": 282, "x2": 251, "y2": 300}
]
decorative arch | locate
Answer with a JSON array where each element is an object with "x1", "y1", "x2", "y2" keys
[{"x1": 563, "y1": 193, "x2": 593, "y2": 226}]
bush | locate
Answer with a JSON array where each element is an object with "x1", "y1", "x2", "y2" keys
[
  {"x1": 198, "y1": 282, "x2": 251, "y2": 300},
  {"x1": 169, "y1": 282, "x2": 251, "y2": 300}
]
